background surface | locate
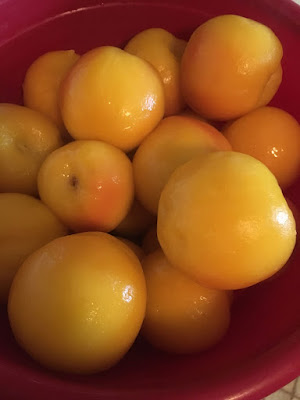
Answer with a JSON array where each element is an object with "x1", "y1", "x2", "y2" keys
[{"x1": 266, "y1": 378, "x2": 300, "y2": 399}]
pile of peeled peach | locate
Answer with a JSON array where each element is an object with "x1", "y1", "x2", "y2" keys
[{"x1": 0, "y1": 14, "x2": 299, "y2": 375}]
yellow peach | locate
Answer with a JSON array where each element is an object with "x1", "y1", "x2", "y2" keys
[
  {"x1": 0, "y1": 104, "x2": 63, "y2": 196},
  {"x1": 142, "y1": 249, "x2": 230, "y2": 354},
  {"x1": 60, "y1": 46, "x2": 164, "y2": 151},
  {"x1": 157, "y1": 151, "x2": 296, "y2": 290},
  {"x1": 223, "y1": 106, "x2": 300, "y2": 189},
  {"x1": 125, "y1": 28, "x2": 186, "y2": 117},
  {"x1": 23, "y1": 50, "x2": 80, "y2": 135},
  {"x1": 8, "y1": 233, "x2": 146, "y2": 374},
  {"x1": 181, "y1": 15, "x2": 283, "y2": 120},
  {"x1": 38, "y1": 140, "x2": 134, "y2": 232},
  {"x1": 133, "y1": 115, "x2": 231, "y2": 214},
  {"x1": 0, "y1": 193, "x2": 67, "y2": 303}
]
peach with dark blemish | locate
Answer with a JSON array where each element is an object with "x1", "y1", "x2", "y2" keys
[{"x1": 37, "y1": 140, "x2": 134, "y2": 232}]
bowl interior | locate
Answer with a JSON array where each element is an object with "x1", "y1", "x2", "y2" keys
[{"x1": 0, "y1": 1, "x2": 300, "y2": 399}]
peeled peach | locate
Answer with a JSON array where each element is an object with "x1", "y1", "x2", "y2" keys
[
  {"x1": 0, "y1": 104, "x2": 63, "y2": 195},
  {"x1": 157, "y1": 151, "x2": 296, "y2": 290},
  {"x1": 223, "y1": 106, "x2": 300, "y2": 189},
  {"x1": 125, "y1": 28, "x2": 186, "y2": 117},
  {"x1": 142, "y1": 249, "x2": 230, "y2": 354},
  {"x1": 38, "y1": 140, "x2": 134, "y2": 232},
  {"x1": 181, "y1": 15, "x2": 283, "y2": 120},
  {"x1": 60, "y1": 46, "x2": 164, "y2": 152},
  {"x1": 23, "y1": 50, "x2": 80, "y2": 134},
  {"x1": 133, "y1": 115, "x2": 231, "y2": 214},
  {"x1": 0, "y1": 193, "x2": 67, "y2": 303},
  {"x1": 8, "y1": 233, "x2": 146, "y2": 374}
]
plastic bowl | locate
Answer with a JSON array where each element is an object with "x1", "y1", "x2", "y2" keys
[{"x1": 0, "y1": 0, "x2": 300, "y2": 399}]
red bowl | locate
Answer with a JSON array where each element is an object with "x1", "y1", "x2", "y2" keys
[{"x1": 1, "y1": 0, "x2": 300, "y2": 399}]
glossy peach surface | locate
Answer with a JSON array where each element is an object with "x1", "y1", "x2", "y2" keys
[
  {"x1": 60, "y1": 46, "x2": 164, "y2": 152},
  {"x1": 181, "y1": 15, "x2": 283, "y2": 120},
  {"x1": 0, "y1": 193, "x2": 67, "y2": 303},
  {"x1": 125, "y1": 28, "x2": 186, "y2": 117},
  {"x1": 0, "y1": 103, "x2": 62, "y2": 195},
  {"x1": 38, "y1": 140, "x2": 134, "y2": 232},
  {"x1": 158, "y1": 151, "x2": 296, "y2": 290},
  {"x1": 8, "y1": 233, "x2": 146, "y2": 374},
  {"x1": 133, "y1": 115, "x2": 231, "y2": 214},
  {"x1": 142, "y1": 249, "x2": 230, "y2": 353},
  {"x1": 23, "y1": 50, "x2": 80, "y2": 133},
  {"x1": 223, "y1": 107, "x2": 300, "y2": 189}
]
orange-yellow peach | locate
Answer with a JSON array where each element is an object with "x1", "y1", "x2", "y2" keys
[
  {"x1": 0, "y1": 104, "x2": 63, "y2": 196},
  {"x1": 38, "y1": 140, "x2": 134, "y2": 232},
  {"x1": 8, "y1": 233, "x2": 146, "y2": 374},
  {"x1": 60, "y1": 46, "x2": 164, "y2": 152},
  {"x1": 0, "y1": 193, "x2": 67, "y2": 303},
  {"x1": 23, "y1": 50, "x2": 80, "y2": 134},
  {"x1": 181, "y1": 15, "x2": 283, "y2": 120},
  {"x1": 114, "y1": 199, "x2": 155, "y2": 238},
  {"x1": 223, "y1": 107, "x2": 300, "y2": 189},
  {"x1": 125, "y1": 28, "x2": 186, "y2": 117},
  {"x1": 142, "y1": 249, "x2": 230, "y2": 353},
  {"x1": 157, "y1": 151, "x2": 296, "y2": 290},
  {"x1": 133, "y1": 115, "x2": 231, "y2": 214}
]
